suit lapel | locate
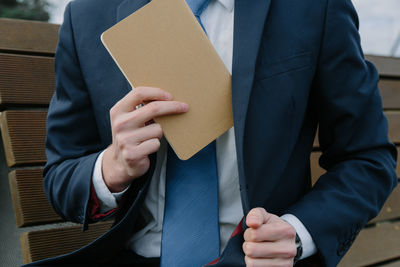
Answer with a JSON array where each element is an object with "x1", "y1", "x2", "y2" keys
[
  {"x1": 117, "y1": 0, "x2": 150, "y2": 22},
  {"x1": 232, "y1": 0, "x2": 271, "y2": 213}
]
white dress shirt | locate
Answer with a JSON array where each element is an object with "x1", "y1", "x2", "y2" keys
[{"x1": 93, "y1": 0, "x2": 317, "y2": 260}]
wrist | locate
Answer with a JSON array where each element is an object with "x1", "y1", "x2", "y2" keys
[{"x1": 281, "y1": 214, "x2": 317, "y2": 261}]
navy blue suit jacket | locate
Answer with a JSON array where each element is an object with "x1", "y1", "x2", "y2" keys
[{"x1": 37, "y1": 0, "x2": 397, "y2": 266}]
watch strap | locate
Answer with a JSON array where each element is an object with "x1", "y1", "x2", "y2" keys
[{"x1": 294, "y1": 232, "x2": 303, "y2": 264}]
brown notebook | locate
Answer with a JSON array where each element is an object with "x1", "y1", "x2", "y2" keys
[{"x1": 101, "y1": 0, "x2": 233, "y2": 160}]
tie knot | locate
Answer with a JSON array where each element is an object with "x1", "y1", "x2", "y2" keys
[{"x1": 186, "y1": 0, "x2": 210, "y2": 16}]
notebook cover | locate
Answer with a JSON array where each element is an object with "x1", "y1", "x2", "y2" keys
[{"x1": 101, "y1": 0, "x2": 233, "y2": 160}]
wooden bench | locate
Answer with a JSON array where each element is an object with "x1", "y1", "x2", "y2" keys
[
  {"x1": 0, "y1": 18, "x2": 113, "y2": 265},
  {"x1": 0, "y1": 18, "x2": 399, "y2": 266}
]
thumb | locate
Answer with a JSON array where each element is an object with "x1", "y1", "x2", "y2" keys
[{"x1": 246, "y1": 208, "x2": 270, "y2": 229}]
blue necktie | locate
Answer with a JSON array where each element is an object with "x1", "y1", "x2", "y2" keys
[
  {"x1": 185, "y1": 0, "x2": 211, "y2": 32},
  {"x1": 161, "y1": 2, "x2": 219, "y2": 266}
]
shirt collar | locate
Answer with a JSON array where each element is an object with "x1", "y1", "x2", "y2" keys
[{"x1": 216, "y1": 0, "x2": 234, "y2": 12}]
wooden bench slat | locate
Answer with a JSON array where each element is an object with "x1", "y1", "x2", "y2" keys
[
  {"x1": 310, "y1": 151, "x2": 323, "y2": 185},
  {"x1": 0, "y1": 53, "x2": 54, "y2": 106},
  {"x1": 0, "y1": 18, "x2": 59, "y2": 55},
  {"x1": 20, "y1": 221, "x2": 113, "y2": 264},
  {"x1": 380, "y1": 79, "x2": 400, "y2": 110},
  {"x1": 371, "y1": 185, "x2": 400, "y2": 223},
  {"x1": 397, "y1": 147, "x2": 400, "y2": 178},
  {"x1": 366, "y1": 55, "x2": 400, "y2": 78},
  {"x1": 378, "y1": 260, "x2": 400, "y2": 267},
  {"x1": 338, "y1": 222, "x2": 400, "y2": 266},
  {"x1": 9, "y1": 169, "x2": 62, "y2": 227},
  {"x1": 0, "y1": 110, "x2": 47, "y2": 167},
  {"x1": 387, "y1": 111, "x2": 400, "y2": 144}
]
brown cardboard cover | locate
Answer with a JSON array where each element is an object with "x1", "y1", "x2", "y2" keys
[{"x1": 101, "y1": 0, "x2": 233, "y2": 160}]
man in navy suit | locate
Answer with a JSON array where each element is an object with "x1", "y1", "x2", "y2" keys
[{"x1": 36, "y1": 0, "x2": 397, "y2": 266}]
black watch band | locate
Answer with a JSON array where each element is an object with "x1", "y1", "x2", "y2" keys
[{"x1": 294, "y1": 232, "x2": 303, "y2": 264}]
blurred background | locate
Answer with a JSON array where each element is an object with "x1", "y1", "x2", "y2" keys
[{"x1": 0, "y1": 0, "x2": 399, "y2": 57}]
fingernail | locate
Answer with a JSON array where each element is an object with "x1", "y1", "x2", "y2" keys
[
  {"x1": 164, "y1": 92, "x2": 172, "y2": 100},
  {"x1": 243, "y1": 242, "x2": 248, "y2": 252},
  {"x1": 249, "y1": 215, "x2": 261, "y2": 225},
  {"x1": 181, "y1": 103, "x2": 189, "y2": 112}
]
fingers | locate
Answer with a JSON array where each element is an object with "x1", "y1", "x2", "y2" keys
[
  {"x1": 115, "y1": 123, "x2": 163, "y2": 147},
  {"x1": 115, "y1": 124, "x2": 162, "y2": 173},
  {"x1": 138, "y1": 100, "x2": 188, "y2": 124},
  {"x1": 245, "y1": 256, "x2": 294, "y2": 267},
  {"x1": 136, "y1": 138, "x2": 162, "y2": 156},
  {"x1": 243, "y1": 240, "x2": 297, "y2": 259},
  {"x1": 134, "y1": 123, "x2": 164, "y2": 142},
  {"x1": 118, "y1": 136, "x2": 161, "y2": 164},
  {"x1": 244, "y1": 222, "x2": 296, "y2": 242},
  {"x1": 115, "y1": 87, "x2": 173, "y2": 113},
  {"x1": 246, "y1": 208, "x2": 273, "y2": 229},
  {"x1": 119, "y1": 139, "x2": 160, "y2": 177},
  {"x1": 112, "y1": 100, "x2": 188, "y2": 131}
]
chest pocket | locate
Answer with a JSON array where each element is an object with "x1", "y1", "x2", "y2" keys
[{"x1": 254, "y1": 52, "x2": 312, "y2": 82}]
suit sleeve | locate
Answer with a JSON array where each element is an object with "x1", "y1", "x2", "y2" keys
[
  {"x1": 286, "y1": 0, "x2": 398, "y2": 266},
  {"x1": 43, "y1": 3, "x2": 110, "y2": 227}
]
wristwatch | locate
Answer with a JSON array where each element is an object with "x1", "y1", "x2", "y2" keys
[{"x1": 294, "y1": 232, "x2": 303, "y2": 264}]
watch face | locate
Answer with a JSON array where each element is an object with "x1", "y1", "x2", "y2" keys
[
  {"x1": 295, "y1": 233, "x2": 301, "y2": 246},
  {"x1": 294, "y1": 233, "x2": 303, "y2": 263}
]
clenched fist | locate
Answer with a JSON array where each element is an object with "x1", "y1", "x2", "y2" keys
[
  {"x1": 102, "y1": 87, "x2": 188, "y2": 192},
  {"x1": 243, "y1": 208, "x2": 297, "y2": 267}
]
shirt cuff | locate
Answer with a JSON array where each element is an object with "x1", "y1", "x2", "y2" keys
[
  {"x1": 92, "y1": 151, "x2": 130, "y2": 213},
  {"x1": 281, "y1": 213, "x2": 317, "y2": 260}
]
